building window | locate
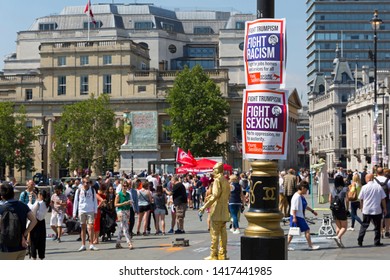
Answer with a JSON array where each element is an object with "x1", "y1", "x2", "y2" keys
[
  {"x1": 83, "y1": 21, "x2": 103, "y2": 29},
  {"x1": 162, "y1": 22, "x2": 174, "y2": 32},
  {"x1": 141, "y1": 62, "x2": 147, "y2": 70},
  {"x1": 233, "y1": 121, "x2": 242, "y2": 142},
  {"x1": 80, "y1": 55, "x2": 89, "y2": 65},
  {"x1": 235, "y1": 21, "x2": 245, "y2": 30},
  {"x1": 58, "y1": 56, "x2": 66, "y2": 66},
  {"x1": 162, "y1": 119, "x2": 171, "y2": 143},
  {"x1": 194, "y1": 26, "x2": 214, "y2": 34},
  {"x1": 25, "y1": 89, "x2": 33, "y2": 100},
  {"x1": 103, "y1": 55, "x2": 112, "y2": 65},
  {"x1": 26, "y1": 121, "x2": 33, "y2": 129},
  {"x1": 80, "y1": 76, "x2": 89, "y2": 95},
  {"x1": 103, "y1": 75, "x2": 111, "y2": 94},
  {"x1": 134, "y1": 22, "x2": 153, "y2": 30},
  {"x1": 138, "y1": 86, "x2": 146, "y2": 92},
  {"x1": 58, "y1": 76, "x2": 66, "y2": 95},
  {"x1": 39, "y1": 23, "x2": 57, "y2": 31}
]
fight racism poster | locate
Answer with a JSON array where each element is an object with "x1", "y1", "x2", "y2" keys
[
  {"x1": 242, "y1": 89, "x2": 288, "y2": 160},
  {"x1": 244, "y1": 18, "x2": 286, "y2": 89}
]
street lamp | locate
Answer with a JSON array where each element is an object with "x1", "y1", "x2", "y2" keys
[
  {"x1": 38, "y1": 126, "x2": 47, "y2": 181},
  {"x1": 66, "y1": 142, "x2": 72, "y2": 176},
  {"x1": 370, "y1": 10, "x2": 383, "y2": 166},
  {"x1": 230, "y1": 144, "x2": 236, "y2": 171}
]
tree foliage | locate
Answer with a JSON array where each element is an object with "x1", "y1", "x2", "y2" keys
[
  {"x1": 52, "y1": 94, "x2": 122, "y2": 174},
  {"x1": 0, "y1": 102, "x2": 38, "y2": 174},
  {"x1": 166, "y1": 65, "x2": 230, "y2": 157}
]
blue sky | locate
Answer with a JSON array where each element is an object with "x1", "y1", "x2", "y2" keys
[{"x1": 0, "y1": 0, "x2": 307, "y2": 99}]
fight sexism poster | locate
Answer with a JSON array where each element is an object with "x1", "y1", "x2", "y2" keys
[
  {"x1": 242, "y1": 89, "x2": 288, "y2": 160},
  {"x1": 244, "y1": 18, "x2": 286, "y2": 89}
]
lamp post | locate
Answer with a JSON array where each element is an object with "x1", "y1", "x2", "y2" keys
[
  {"x1": 370, "y1": 10, "x2": 383, "y2": 167},
  {"x1": 66, "y1": 142, "x2": 72, "y2": 177},
  {"x1": 131, "y1": 149, "x2": 134, "y2": 175},
  {"x1": 38, "y1": 126, "x2": 47, "y2": 182},
  {"x1": 230, "y1": 144, "x2": 236, "y2": 171}
]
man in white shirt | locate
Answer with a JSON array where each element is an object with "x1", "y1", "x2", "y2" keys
[
  {"x1": 357, "y1": 173, "x2": 387, "y2": 247},
  {"x1": 374, "y1": 167, "x2": 390, "y2": 237},
  {"x1": 73, "y1": 178, "x2": 98, "y2": 252}
]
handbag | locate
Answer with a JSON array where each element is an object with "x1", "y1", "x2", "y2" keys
[{"x1": 288, "y1": 225, "x2": 301, "y2": 236}]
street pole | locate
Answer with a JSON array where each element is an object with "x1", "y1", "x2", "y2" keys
[
  {"x1": 241, "y1": 0, "x2": 286, "y2": 260},
  {"x1": 371, "y1": 10, "x2": 382, "y2": 169},
  {"x1": 131, "y1": 149, "x2": 134, "y2": 175}
]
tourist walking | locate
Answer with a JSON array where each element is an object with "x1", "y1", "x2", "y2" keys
[
  {"x1": 114, "y1": 181, "x2": 133, "y2": 249},
  {"x1": 329, "y1": 174, "x2": 348, "y2": 248},
  {"x1": 28, "y1": 190, "x2": 49, "y2": 260},
  {"x1": 73, "y1": 178, "x2": 99, "y2": 252},
  {"x1": 357, "y1": 173, "x2": 387, "y2": 247},
  {"x1": 287, "y1": 181, "x2": 319, "y2": 251}
]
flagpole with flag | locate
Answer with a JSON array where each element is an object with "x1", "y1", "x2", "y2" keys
[{"x1": 84, "y1": 0, "x2": 96, "y2": 41}]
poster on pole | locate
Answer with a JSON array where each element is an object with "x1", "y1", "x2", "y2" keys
[
  {"x1": 242, "y1": 89, "x2": 289, "y2": 160},
  {"x1": 244, "y1": 18, "x2": 286, "y2": 89}
]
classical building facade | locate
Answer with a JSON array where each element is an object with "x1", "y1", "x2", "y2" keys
[
  {"x1": 309, "y1": 45, "x2": 390, "y2": 172},
  {"x1": 306, "y1": 0, "x2": 390, "y2": 93},
  {"x1": 0, "y1": 3, "x2": 302, "y2": 181}
]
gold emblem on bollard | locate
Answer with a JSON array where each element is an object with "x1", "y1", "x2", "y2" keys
[
  {"x1": 250, "y1": 181, "x2": 262, "y2": 204},
  {"x1": 263, "y1": 187, "x2": 276, "y2": 201}
]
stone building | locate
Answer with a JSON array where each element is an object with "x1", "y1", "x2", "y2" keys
[{"x1": 0, "y1": 3, "x2": 302, "y2": 181}]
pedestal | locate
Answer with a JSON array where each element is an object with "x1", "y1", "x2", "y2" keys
[{"x1": 120, "y1": 147, "x2": 159, "y2": 174}]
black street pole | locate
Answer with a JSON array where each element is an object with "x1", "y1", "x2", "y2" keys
[
  {"x1": 241, "y1": 0, "x2": 286, "y2": 260},
  {"x1": 131, "y1": 149, "x2": 134, "y2": 175}
]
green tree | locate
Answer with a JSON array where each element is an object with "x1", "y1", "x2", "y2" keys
[
  {"x1": 166, "y1": 65, "x2": 230, "y2": 157},
  {"x1": 0, "y1": 103, "x2": 38, "y2": 177},
  {"x1": 52, "y1": 94, "x2": 122, "y2": 175}
]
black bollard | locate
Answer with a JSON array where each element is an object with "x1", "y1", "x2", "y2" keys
[{"x1": 241, "y1": 161, "x2": 286, "y2": 260}]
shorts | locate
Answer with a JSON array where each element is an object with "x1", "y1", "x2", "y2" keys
[
  {"x1": 139, "y1": 205, "x2": 151, "y2": 213},
  {"x1": 50, "y1": 211, "x2": 65, "y2": 227},
  {"x1": 332, "y1": 209, "x2": 348, "y2": 221},
  {"x1": 79, "y1": 212, "x2": 95, "y2": 225},
  {"x1": 154, "y1": 208, "x2": 166, "y2": 216},
  {"x1": 175, "y1": 203, "x2": 187, "y2": 219},
  {"x1": 289, "y1": 216, "x2": 310, "y2": 233}
]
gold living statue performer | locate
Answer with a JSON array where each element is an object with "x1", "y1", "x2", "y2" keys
[
  {"x1": 199, "y1": 162, "x2": 230, "y2": 260},
  {"x1": 122, "y1": 112, "x2": 132, "y2": 146}
]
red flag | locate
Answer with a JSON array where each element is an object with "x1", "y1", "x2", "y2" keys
[
  {"x1": 176, "y1": 148, "x2": 197, "y2": 166},
  {"x1": 84, "y1": 0, "x2": 96, "y2": 24},
  {"x1": 297, "y1": 135, "x2": 307, "y2": 153},
  {"x1": 187, "y1": 150, "x2": 198, "y2": 166}
]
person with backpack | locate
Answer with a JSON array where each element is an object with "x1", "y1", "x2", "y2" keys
[
  {"x1": 28, "y1": 189, "x2": 49, "y2": 260},
  {"x1": 73, "y1": 178, "x2": 98, "y2": 252},
  {"x1": 0, "y1": 182, "x2": 37, "y2": 260},
  {"x1": 329, "y1": 174, "x2": 348, "y2": 248},
  {"x1": 357, "y1": 173, "x2": 387, "y2": 247},
  {"x1": 373, "y1": 167, "x2": 390, "y2": 238}
]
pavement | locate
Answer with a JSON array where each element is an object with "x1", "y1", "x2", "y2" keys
[{"x1": 37, "y1": 186, "x2": 390, "y2": 260}]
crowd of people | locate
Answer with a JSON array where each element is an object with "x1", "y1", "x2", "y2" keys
[
  {"x1": 0, "y1": 169, "x2": 250, "y2": 260},
  {"x1": 280, "y1": 166, "x2": 390, "y2": 251}
]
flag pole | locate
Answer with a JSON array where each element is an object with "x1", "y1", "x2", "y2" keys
[{"x1": 87, "y1": 2, "x2": 90, "y2": 41}]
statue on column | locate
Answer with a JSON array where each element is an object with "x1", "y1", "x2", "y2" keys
[
  {"x1": 310, "y1": 158, "x2": 330, "y2": 204},
  {"x1": 122, "y1": 112, "x2": 132, "y2": 146}
]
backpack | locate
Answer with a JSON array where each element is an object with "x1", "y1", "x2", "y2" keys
[
  {"x1": 347, "y1": 183, "x2": 358, "y2": 201},
  {"x1": 0, "y1": 204, "x2": 22, "y2": 248},
  {"x1": 374, "y1": 178, "x2": 390, "y2": 201},
  {"x1": 330, "y1": 188, "x2": 344, "y2": 212}
]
